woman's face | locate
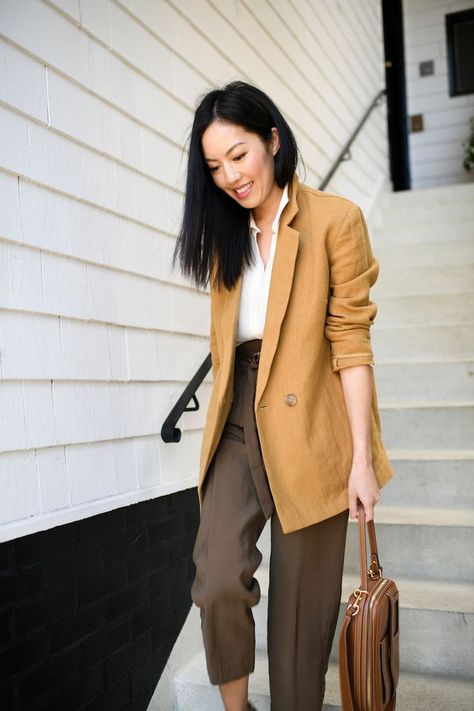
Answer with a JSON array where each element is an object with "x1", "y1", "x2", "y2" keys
[{"x1": 201, "y1": 120, "x2": 280, "y2": 210}]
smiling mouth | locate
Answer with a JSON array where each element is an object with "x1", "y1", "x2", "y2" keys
[{"x1": 234, "y1": 181, "x2": 253, "y2": 197}]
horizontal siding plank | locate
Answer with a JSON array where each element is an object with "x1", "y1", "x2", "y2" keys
[
  {"x1": 0, "y1": 379, "x2": 209, "y2": 454},
  {"x1": 0, "y1": 311, "x2": 213, "y2": 382}
]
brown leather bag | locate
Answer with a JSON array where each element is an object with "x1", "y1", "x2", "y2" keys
[{"x1": 339, "y1": 501, "x2": 400, "y2": 710}]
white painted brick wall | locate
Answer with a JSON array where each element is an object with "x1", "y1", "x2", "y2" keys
[
  {"x1": 0, "y1": 0, "x2": 388, "y2": 541},
  {"x1": 403, "y1": 0, "x2": 474, "y2": 188}
]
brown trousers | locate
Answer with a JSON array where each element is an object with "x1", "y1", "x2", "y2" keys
[{"x1": 191, "y1": 338, "x2": 349, "y2": 710}]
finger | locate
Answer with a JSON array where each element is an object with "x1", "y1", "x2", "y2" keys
[
  {"x1": 349, "y1": 492, "x2": 358, "y2": 519},
  {"x1": 364, "y1": 503, "x2": 374, "y2": 522}
]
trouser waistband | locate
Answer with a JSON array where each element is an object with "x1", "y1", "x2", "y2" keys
[{"x1": 235, "y1": 339, "x2": 262, "y2": 367}]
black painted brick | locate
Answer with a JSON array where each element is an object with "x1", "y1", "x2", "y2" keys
[
  {"x1": 126, "y1": 543, "x2": 170, "y2": 582},
  {"x1": 77, "y1": 563, "x2": 126, "y2": 607},
  {"x1": 42, "y1": 666, "x2": 103, "y2": 711},
  {"x1": 0, "y1": 610, "x2": 13, "y2": 646},
  {"x1": 0, "y1": 542, "x2": 14, "y2": 572},
  {"x1": 46, "y1": 547, "x2": 102, "y2": 588},
  {"x1": 81, "y1": 677, "x2": 131, "y2": 711},
  {"x1": 78, "y1": 620, "x2": 130, "y2": 671},
  {"x1": 105, "y1": 633, "x2": 150, "y2": 687},
  {"x1": 14, "y1": 581, "x2": 76, "y2": 636},
  {"x1": 77, "y1": 507, "x2": 127, "y2": 546},
  {"x1": 17, "y1": 647, "x2": 79, "y2": 705},
  {"x1": 0, "y1": 564, "x2": 45, "y2": 610},
  {"x1": 101, "y1": 528, "x2": 148, "y2": 567},
  {"x1": 105, "y1": 581, "x2": 149, "y2": 622},
  {"x1": 0, "y1": 488, "x2": 199, "y2": 710},
  {"x1": 0, "y1": 630, "x2": 48, "y2": 678},
  {"x1": 14, "y1": 523, "x2": 78, "y2": 566},
  {"x1": 50, "y1": 600, "x2": 105, "y2": 653}
]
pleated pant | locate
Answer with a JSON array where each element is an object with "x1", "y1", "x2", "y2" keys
[{"x1": 191, "y1": 338, "x2": 349, "y2": 710}]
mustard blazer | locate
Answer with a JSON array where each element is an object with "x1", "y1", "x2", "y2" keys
[{"x1": 198, "y1": 172, "x2": 394, "y2": 534}]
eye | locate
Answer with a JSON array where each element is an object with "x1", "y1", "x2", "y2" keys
[
  {"x1": 234, "y1": 152, "x2": 247, "y2": 161},
  {"x1": 209, "y1": 166, "x2": 219, "y2": 172}
]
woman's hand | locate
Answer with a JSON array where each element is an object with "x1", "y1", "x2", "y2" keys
[{"x1": 348, "y1": 457, "x2": 380, "y2": 521}]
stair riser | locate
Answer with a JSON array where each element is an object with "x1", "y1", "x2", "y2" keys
[
  {"x1": 372, "y1": 325, "x2": 474, "y2": 360},
  {"x1": 256, "y1": 521, "x2": 473, "y2": 582},
  {"x1": 374, "y1": 361, "x2": 474, "y2": 402},
  {"x1": 374, "y1": 241, "x2": 474, "y2": 269},
  {"x1": 383, "y1": 184, "x2": 474, "y2": 208},
  {"x1": 381, "y1": 459, "x2": 474, "y2": 509},
  {"x1": 372, "y1": 265, "x2": 474, "y2": 296},
  {"x1": 376, "y1": 221, "x2": 474, "y2": 246},
  {"x1": 380, "y1": 406, "x2": 474, "y2": 450},
  {"x1": 372, "y1": 293, "x2": 474, "y2": 326},
  {"x1": 344, "y1": 523, "x2": 474, "y2": 581},
  {"x1": 379, "y1": 204, "x2": 474, "y2": 225},
  {"x1": 252, "y1": 595, "x2": 473, "y2": 677}
]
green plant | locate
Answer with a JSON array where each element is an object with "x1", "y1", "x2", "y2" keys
[{"x1": 463, "y1": 116, "x2": 474, "y2": 171}]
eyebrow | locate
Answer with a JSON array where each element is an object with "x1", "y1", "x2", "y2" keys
[{"x1": 204, "y1": 141, "x2": 247, "y2": 162}]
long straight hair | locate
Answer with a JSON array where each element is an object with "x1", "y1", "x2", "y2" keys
[{"x1": 172, "y1": 81, "x2": 302, "y2": 292}]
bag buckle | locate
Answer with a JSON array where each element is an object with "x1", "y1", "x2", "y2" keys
[{"x1": 347, "y1": 588, "x2": 369, "y2": 617}]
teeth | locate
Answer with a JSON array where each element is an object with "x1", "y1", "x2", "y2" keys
[{"x1": 235, "y1": 182, "x2": 252, "y2": 194}]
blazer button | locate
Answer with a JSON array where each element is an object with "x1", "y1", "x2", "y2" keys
[{"x1": 285, "y1": 393, "x2": 297, "y2": 406}]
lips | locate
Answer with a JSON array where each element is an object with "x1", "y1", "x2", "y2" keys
[{"x1": 234, "y1": 181, "x2": 253, "y2": 199}]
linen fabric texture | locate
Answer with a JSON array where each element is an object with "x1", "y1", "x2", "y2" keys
[{"x1": 199, "y1": 172, "x2": 394, "y2": 534}]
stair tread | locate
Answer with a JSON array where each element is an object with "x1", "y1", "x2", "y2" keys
[
  {"x1": 379, "y1": 400, "x2": 474, "y2": 408},
  {"x1": 253, "y1": 568, "x2": 474, "y2": 614},
  {"x1": 386, "y1": 449, "x2": 474, "y2": 460},
  {"x1": 176, "y1": 648, "x2": 474, "y2": 711},
  {"x1": 348, "y1": 504, "x2": 474, "y2": 527}
]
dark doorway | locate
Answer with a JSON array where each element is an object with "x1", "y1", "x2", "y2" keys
[{"x1": 381, "y1": 0, "x2": 411, "y2": 191}]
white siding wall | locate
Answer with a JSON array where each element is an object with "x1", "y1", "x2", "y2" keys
[
  {"x1": 403, "y1": 0, "x2": 474, "y2": 188},
  {"x1": 0, "y1": 0, "x2": 389, "y2": 542}
]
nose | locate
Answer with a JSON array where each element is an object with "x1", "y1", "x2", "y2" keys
[{"x1": 223, "y1": 163, "x2": 242, "y2": 185}]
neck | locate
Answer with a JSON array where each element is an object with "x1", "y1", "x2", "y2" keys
[{"x1": 252, "y1": 183, "x2": 284, "y2": 227}]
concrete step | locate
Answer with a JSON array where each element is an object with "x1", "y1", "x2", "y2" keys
[
  {"x1": 373, "y1": 239, "x2": 474, "y2": 269},
  {"x1": 342, "y1": 507, "x2": 474, "y2": 582},
  {"x1": 372, "y1": 264, "x2": 474, "y2": 296},
  {"x1": 378, "y1": 202, "x2": 474, "y2": 227},
  {"x1": 379, "y1": 401, "x2": 474, "y2": 450},
  {"x1": 381, "y1": 181, "x2": 474, "y2": 208},
  {"x1": 255, "y1": 507, "x2": 474, "y2": 583},
  {"x1": 382, "y1": 452, "x2": 474, "y2": 509},
  {"x1": 174, "y1": 647, "x2": 474, "y2": 711},
  {"x1": 252, "y1": 562, "x2": 474, "y2": 676},
  {"x1": 375, "y1": 218, "x2": 474, "y2": 246},
  {"x1": 372, "y1": 292, "x2": 474, "y2": 326},
  {"x1": 374, "y1": 360, "x2": 474, "y2": 402},
  {"x1": 371, "y1": 323, "x2": 474, "y2": 361}
]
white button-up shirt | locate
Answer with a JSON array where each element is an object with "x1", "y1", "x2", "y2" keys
[{"x1": 236, "y1": 182, "x2": 290, "y2": 345}]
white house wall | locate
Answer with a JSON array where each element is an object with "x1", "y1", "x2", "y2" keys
[
  {"x1": 0, "y1": 0, "x2": 389, "y2": 542},
  {"x1": 403, "y1": 0, "x2": 474, "y2": 188}
]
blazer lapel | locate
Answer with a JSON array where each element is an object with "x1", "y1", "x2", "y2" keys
[{"x1": 218, "y1": 172, "x2": 301, "y2": 404}]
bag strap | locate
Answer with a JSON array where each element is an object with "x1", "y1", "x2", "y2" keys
[{"x1": 357, "y1": 500, "x2": 382, "y2": 586}]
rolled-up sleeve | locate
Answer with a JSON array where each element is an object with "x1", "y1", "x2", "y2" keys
[{"x1": 325, "y1": 203, "x2": 379, "y2": 372}]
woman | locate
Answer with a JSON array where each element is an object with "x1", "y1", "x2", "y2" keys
[{"x1": 173, "y1": 81, "x2": 393, "y2": 711}]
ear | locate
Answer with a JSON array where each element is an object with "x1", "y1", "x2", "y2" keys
[{"x1": 270, "y1": 126, "x2": 280, "y2": 156}]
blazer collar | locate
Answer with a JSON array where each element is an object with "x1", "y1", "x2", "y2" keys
[{"x1": 221, "y1": 171, "x2": 302, "y2": 406}]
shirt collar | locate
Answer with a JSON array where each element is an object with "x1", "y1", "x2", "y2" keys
[{"x1": 249, "y1": 182, "x2": 290, "y2": 236}]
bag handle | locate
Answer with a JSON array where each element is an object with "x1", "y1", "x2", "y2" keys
[
  {"x1": 339, "y1": 502, "x2": 384, "y2": 710},
  {"x1": 357, "y1": 500, "x2": 382, "y2": 589}
]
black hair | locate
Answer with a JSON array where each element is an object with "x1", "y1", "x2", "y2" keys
[{"x1": 172, "y1": 80, "x2": 303, "y2": 291}]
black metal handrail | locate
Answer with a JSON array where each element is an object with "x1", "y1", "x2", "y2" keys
[
  {"x1": 161, "y1": 88, "x2": 386, "y2": 443},
  {"x1": 319, "y1": 89, "x2": 386, "y2": 190}
]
